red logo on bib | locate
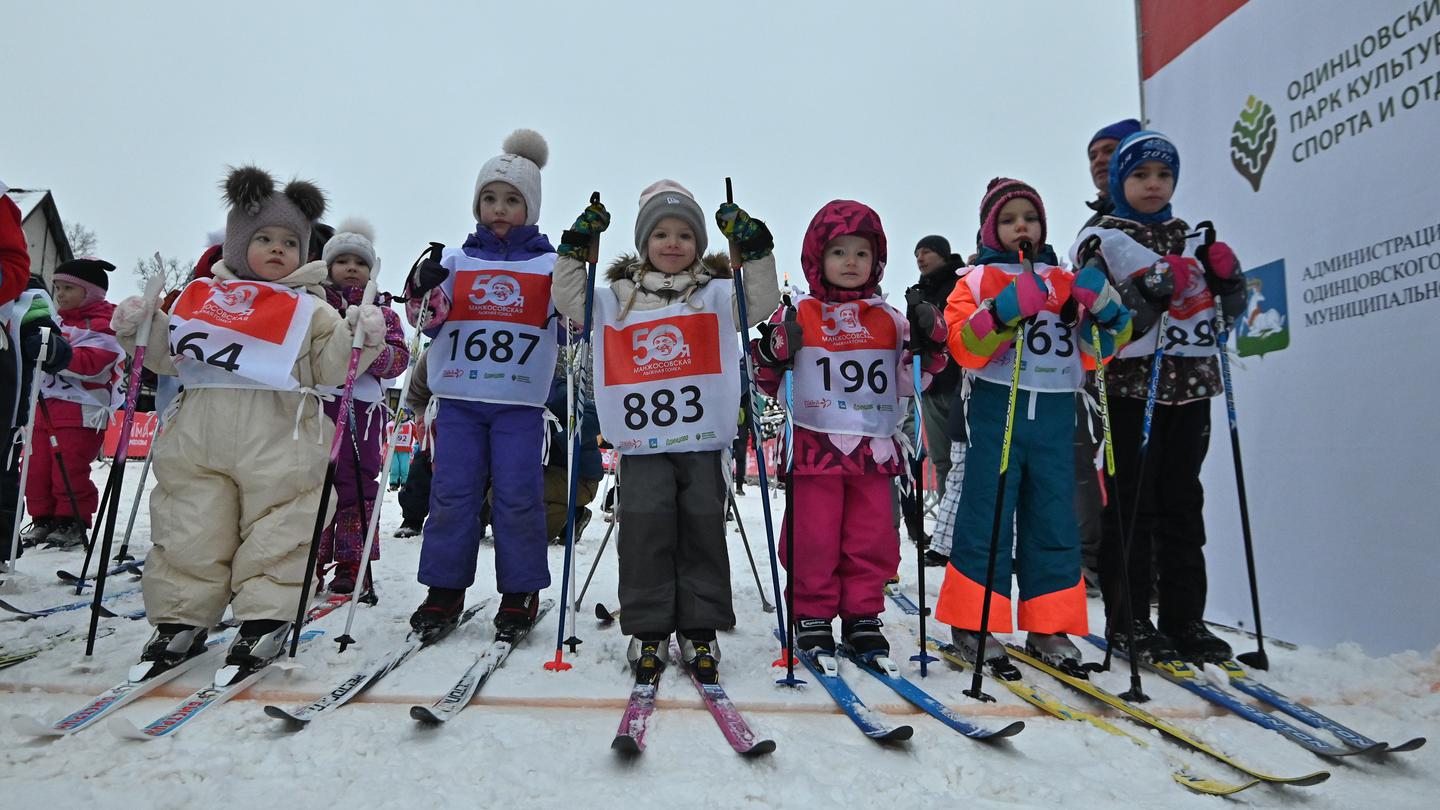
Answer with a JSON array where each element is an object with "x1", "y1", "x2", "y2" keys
[
  {"x1": 175, "y1": 280, "x2": 299, "y2": 345},
  {"x1": 604, "y1": 312, "x2": 722, "y2": 385},
  {"x1": 451, "y1": 269, "x2": 551, "y2": 327},
  {"x1": 799, "y1": 299, "x2": 897, "y2": 351}
]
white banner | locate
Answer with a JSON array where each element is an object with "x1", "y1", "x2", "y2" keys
[{"x1": 1141, "y1": 0, "x2": 1440, "y2": 654}]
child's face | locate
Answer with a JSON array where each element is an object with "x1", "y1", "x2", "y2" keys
[
  {"x1": 478, "y1": 181, "x2": 527, "y2": 238},
  {"x1": 646, "y1": 216, "x2": 698, "y2": 275},
  {"x1": 53, "y1": 280, "x2": 87, "y2": 311},
  {"x1": 247, "y1": 226, "x2": 303, "y2": 280},
  {"x1": 995, "y1": 198, "x2": 1042, "y2": 253},
  {"x1": 329, "y1": 254, "x2": 372, "y2": 289},
  {"x1": 822, "y1": 234, "x2": 873, "y2": 289},
  {"x1": 1123, "y1": 160, "x2": 1175, "y2": 215}
]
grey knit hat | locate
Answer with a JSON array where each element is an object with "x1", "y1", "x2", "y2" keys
[
  {"x1": 221, "y1": 166, "x2": 327, "y2": 278},
  {"x1": 473, "y1": 129, "x2": 548, "y2": 226},
  {"x1": 322, "y1": 217, "x2": 379, "y2": 274},
  {"x1": 634, "y1": 179, "x2": 707, "y2": 262}
]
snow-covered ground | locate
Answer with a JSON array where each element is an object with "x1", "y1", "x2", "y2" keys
[{"x1": 2, "y1": 462, "x2": 1437, "y2": 809}]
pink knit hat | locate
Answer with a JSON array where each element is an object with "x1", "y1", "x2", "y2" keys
[{"x1": 978, "y1": 177, "x2": 1046, "y2": 252}]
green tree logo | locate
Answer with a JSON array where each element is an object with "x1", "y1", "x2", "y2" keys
[{"x1": 1231, "y1": 95, "x2": 1277, "y2": 192}]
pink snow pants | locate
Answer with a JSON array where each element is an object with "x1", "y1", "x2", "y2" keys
[{"x1": 779, "y1": 472, "x2": 898, "y2": 620}]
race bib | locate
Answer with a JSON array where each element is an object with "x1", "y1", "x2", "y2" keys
[
  {"x1": 427, "y1": 250, "x2": 558, "y2": 407},
  {"x1": 38, "y1": 324, "x2": 123, "y2": 410},
  {"x1": 966, "y1": 265, "x2": 1085, "y2": 392},
  {"x1": 393, "y1": 422, "x2": 416, "y2": 451},
  {"x1": 1071, "y1": 227, "x2": 1218, "y2": 359},
  {"x1": 593, "y1": 282, "x2": 739, "y2": 455},
  {"x1": 790, "y1": 295, "x2": 905, "y2": 438},
  {"x1": 168, "y1": 278, "x2": 317, "y2": 391}
]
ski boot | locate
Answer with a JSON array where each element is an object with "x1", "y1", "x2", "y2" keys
[
  {"x1": 44, "y1": 519, "x2": 89, "y2": 550},
  {"x1": 132, "y1": 624, "x2": 209, "y2": 680},
  {"x1": 922, "y1": 549, "x2": 949, "y2": 567},
  {"x1": 842, "y1": 616, "x2": 897, "y2": 675},
  {"x1": 410, "y1": 587, "x2": 465, "y2": 643},
  {"x1": 1106, "y1": 617, "x2": 1181, "y2": 664},
  {"x1": 1162, "y1": 619, "x2": 1234, "y2": 665},
  {"x1": 19, "y1": 517, "x2": 56, "y2": 547},
  {"x1": 328, "y1": 563, "x2": 358, "y2": 595},
  {"x1": 678, "y1": 629, "x2": 720, "y2": 684},
  {"x1": 393, "y1": 522, "x2": 422, "y2": 538},
  {"x1": 494, "y1": 591, "x2": 540, "y2": 640},
  {"x1": 954, "y1": 627, "x2": 1009, "y2": 668},
  {"x1": 1025, "y1": 632, "x2": 1087, "y2": 677},
  {"x1": 627, "y1": 635, "x2": 669, "y2": 685},
  {"x1": 224, "y1": 620, "x2": 291, "y2": 672},
  {"x1": 795, "y1": 617, "x2": 836, "y2": 654}
]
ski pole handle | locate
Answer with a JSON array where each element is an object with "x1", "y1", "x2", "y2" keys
[
  {"x1": 725, "y1": 177, "x2": 742, "y2": 271},
  {"x1": 133, "y1": 273, "x2": 166, "y2": 350},
  {"x1": 586, "y1": 192, "x2": 601, "y2": 265},
  {"x1": 348, "y1": 281, "x2": 378, "y2": 351}
]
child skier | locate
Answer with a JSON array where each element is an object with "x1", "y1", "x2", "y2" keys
[
  {"x1": 317, "y1": 219, "x2": 409, "y2": 595},
  {"x1": 750, "y1": 200, "x2": 948, "y2": 660},
  {"x1": 935, "y1": 178, "x2": 1132, "y2": 669},
  {"x1": 552, "y1": 180, "x2": 779, "y2": 683},
  {"x1": 388, "y1": 408, "x2": 416, "y2": 491},
  {"x1": 402, "y1": 129, "x2": 556, "y2": 640},
  {"x1": 1076, "y1": 130, "x2": 1246, "y2": 664},
  {"x1": 112, "y1": 166, "x2": 386, "y2": 672},
  {"x1": 25, "y1": 258, "x2": 122, "y2": 548}
]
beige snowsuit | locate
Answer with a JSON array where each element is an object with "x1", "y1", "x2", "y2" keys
[{"x1": 123, "y1": 261, "x2": 378, "y2": 625}]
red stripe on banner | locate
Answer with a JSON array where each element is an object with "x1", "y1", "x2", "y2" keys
[{"x1": 1139, "y1": 0, "x2": 1249, "y2": 80}]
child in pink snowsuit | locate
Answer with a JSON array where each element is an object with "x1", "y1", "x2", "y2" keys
[
  {"x1": 317, "y1": 218, "x2": 409, "y2": 594},
  {"x1": 751, "y1": 200, "x2": 947, "y2": 659}
]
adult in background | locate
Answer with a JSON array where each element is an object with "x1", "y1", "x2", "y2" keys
[
  {"x1": 1083, "y1": 119, "x2": 1142, "y2": 229},
  {"x1": 1076, "y1": 118, "x2": 1141, "y2": 591},
  {"x1": 912, "y1": 236, "x2": 966, "y2": 496}
]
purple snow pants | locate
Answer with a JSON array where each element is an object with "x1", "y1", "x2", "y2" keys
[
  {"x1": 418, "y1": 398, "x2": 550, "y2": 593},
  {"x1": 320, "y1": 397, "x2": 384, "y2": 568}
]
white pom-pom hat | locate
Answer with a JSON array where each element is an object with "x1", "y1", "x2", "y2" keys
[
  {"x1": 322, "y1": 216, "x2": 379, "y2": 273},
  {"x1": 473, "y1": 128, "x2": 549, "y2": 226}
]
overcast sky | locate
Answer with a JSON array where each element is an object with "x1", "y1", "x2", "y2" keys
[{"x1": 4, "y1": 0, "x2": 1140, "y2": 305}]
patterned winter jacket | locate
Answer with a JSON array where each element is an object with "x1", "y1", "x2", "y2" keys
[
  {"x1": 324, "y1": 283, "x2": 410, "y2": 386},
  {"x1": 1094, "y1": 215, "x2": 1230, "y2": 404},
  {"x1": 45, "y1": 299, "x2": 122, "y2": 429}
]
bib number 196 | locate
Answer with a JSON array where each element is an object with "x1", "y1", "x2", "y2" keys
[{"x1": 623, "y1": 385, "x2": 704, "y2": 430}]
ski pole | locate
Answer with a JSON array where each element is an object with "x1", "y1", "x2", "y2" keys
[
  {"x1": 1196, "y1": 222, "x2": 1268, "y2": 670},
  {"x1": 778, "y1": 364, "x2": 804, "y2": 686},
  {"x1": 724, "y1": 177, "x2": 791, "y2": 674},
  {"x1": 87, "y1": 273, "x2": 165, "y2": 656},
  {"x1": 72, "y1": 465, "x2": 115, "y2": 592},
  {"x1": 904, "y1": 355, "x2": 939, "y2": 676},
  {"x1": 964, "y1": 241, "x2": 1035, "y2": 703},
  {"x1": 1111, "y1": 297, "x2": 1171, "y2": 703},
  {"x1": 112, "y1": 437, "x2": 154, "y2": 565},
  {"x1": 546, "y1": 191, "x2": 601, "y2": 672},
  {"x1": 335, "y1": 244, "x2": 445, "y2": 651},
  {"x1": 727, "y1": 486, "x2": 775, "y2": 613},
  {"x1": 576, "y1": 463, "x2": 618, "y2": 608},
  {"x1": 5, "y1": 328, "x2": 52, "y2": 570},
  {"x1": 291, "y1": 280, "x2": 377, "y2": 657},
  {"x1": 561, "y1": 317, "x2": 582, "y2": 654}
]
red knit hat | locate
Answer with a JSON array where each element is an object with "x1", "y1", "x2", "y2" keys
[{"x1": 978, "y1": 177, "x2": 1046, "y2": 252}]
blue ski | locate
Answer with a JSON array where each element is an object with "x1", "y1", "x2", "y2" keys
[
  {"x1": 774, "y1": 629, "x2": 911, "y2": 742},
  {"x1": 1214, "y1": 659, "x2": 1424, "y2": 754},
  {"x1": 839, "y1": 646, "x2": 1024, "y2": 740},
  {"x1": 1085, "y1": 635, "x2": 1367, "y2": 758}
]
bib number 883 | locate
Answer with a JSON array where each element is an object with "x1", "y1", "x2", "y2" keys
[{"x1": 623, "y1": 385, "x2": 704, "y2": 430}]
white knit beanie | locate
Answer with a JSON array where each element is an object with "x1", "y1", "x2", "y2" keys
[
  {"x1": 323, "y1": 217, "x2": 379, "y2": 274},
  {"x1": 634, "y1": 179, "x2": 708, "y2": 261},
  {"x1": 473, "y1": 129, "x2": 548, "y2": 226}
]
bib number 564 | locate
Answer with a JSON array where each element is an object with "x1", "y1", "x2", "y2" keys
[{"x1": 169, "y1": 326, "x2": 243, "y2": 372}]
